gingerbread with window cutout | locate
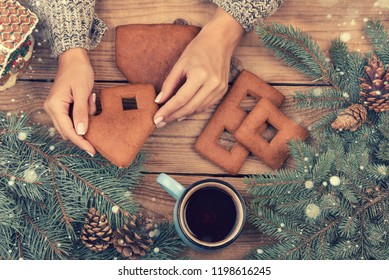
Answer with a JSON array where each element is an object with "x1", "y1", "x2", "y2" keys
[
  {"x1": 85, "y1": 84, "x2": 158, "y2": 168},
  {"x1": 234, "y1": 98, "x2": 309, "y2": 169},
  {"x1": 194, "y1": 70, "x2": 285, "y2": 174}
]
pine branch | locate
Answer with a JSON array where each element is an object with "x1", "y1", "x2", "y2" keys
[
  {"x1": 0, "y1": 191, "x2": 20, "y2": 259},
  {"x1": 309, "y1": 110, "x2": 339, "y2": 137},
  {"x1": 0, "y1": 112, "x2": 149, "y2": 259},
  {"x1": 293, "y1": 87, "x2": 349, "y2": 110},
  {"x1": 48, "y1": 161, "x2": 73, "y2": 233},
  {"x1": 377, "y1": 141, "x2": 389, "y2": 162},
  {"x1": 366, "y1": 19, "x2": 389, "y2": 65},
  {"x1": 21, "y1": 213, "x2": 70, "y2": 260},
  {"x1": 257, "y1": 23, "x2": 337, "y2": 86},
  {"x1": 141, "y1": 223, "x2": 186, "y2": 260},
  {"x1": 378, "y1": 112, "x2": 389, "y2": 135},
  {"x1": 247, "y1": 19, "x2": 389, "y2": 261},
  {"x1": 247, "y1": 207, "x2": 342, "y2": 260},
  {"x1": 329, "y1": 38, "x2": 366, "y2": 100}
]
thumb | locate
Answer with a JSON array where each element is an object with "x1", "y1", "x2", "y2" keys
[
  {"x1": 156, "y1": 64, "x2": 185, "y2": 104},
  {"x1": 72, "y1": 87, "x2": 90, "y2": 136}
]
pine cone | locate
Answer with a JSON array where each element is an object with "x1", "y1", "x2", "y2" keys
[
  {"x1": 112, "y1": 213, "x2": 154, "y2": 259},
  {"x1": 331, "y1": 104, "x2": 367, "y2": 132},
  {"x1": 80, "y1": 207, "x2": 113, "y2": 252},
  {"x1": 359, "y1": 55, "x2": 389, "y2": 112}
]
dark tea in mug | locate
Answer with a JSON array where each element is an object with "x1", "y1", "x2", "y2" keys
[
  {"x1": 177, "y1": 180, "x2": 245, "y2": 249},
  {"x1": 184, "y1": 187, "x2": 237, "y2": 242}
]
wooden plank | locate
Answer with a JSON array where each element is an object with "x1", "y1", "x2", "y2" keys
[
  {"x1": 0, "y1": 81, "x2": 327, "y2": 175},
  {"x1": 22, "y1": 0, "x2": 388, "y2": 83},
  {"x1": 135, "y1": 173, "x2": 275, "y2": 260}
]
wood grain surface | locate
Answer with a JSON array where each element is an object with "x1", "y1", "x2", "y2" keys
[{"x1": 1, "y1": 0, "x2": 385, "y2": 259}]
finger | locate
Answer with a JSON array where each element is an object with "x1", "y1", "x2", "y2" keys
[
  {"x1": 165, "y1": 76, "x2": 228, "y2": 122},
  {"x1": 153, "y1": 78, "x2": 202, "y2": 128},
  {"x1": 72, "y1": 86, "x2": 91, "y2": 136},
  {"x1": 44, "y1": 104, "x2": 67, "y2": 140},
  {"x1": 51, "y1": 104, "x2": 96, "y2": 155},
  {"x1": 155, "y1": 62, "x2": 185, "y2": 104},
  {"x1": 197, "y1": 91, "x2": 224, "y2": 113},
  {"x1": 51, "y1": 115, "x2": 67, "y2": 140},
  {"x1": 195, "y1": 80, "x2": 228, "y2": 112},
  {"x1": 88, "y1": 93, "x2": 97, "y2": 115},
  {"x1": 163, "y1": 85, "x2": 210, "y2": 123}
]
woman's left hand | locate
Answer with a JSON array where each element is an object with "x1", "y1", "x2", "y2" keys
[{"x1": 153, "y1": 7, "x2": 244, "y2": 128}]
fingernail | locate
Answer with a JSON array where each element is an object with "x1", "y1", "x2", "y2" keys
[
  {"x1": 154, "y1": 116, "x2": 164, "y2": 125},
  {"x1": 156, "y1": 121, "x2": 167, "y2": 128},
  {"x1": 86, "y1": 151, "x2": 94, "y2": 157},
  {"x1": 154, "y1": 92, "x2": 163, "y2": 103},
  {"x1": 178, "y1": 117, "x2": 186, "y2": 122},
  {"x1": 92, "y1": 93, "x2": 96, "y2": 103},
  {"x1": 76, "y1": 122, "x2": 86, "y2": 135}
]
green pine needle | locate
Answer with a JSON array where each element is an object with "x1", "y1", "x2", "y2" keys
[
  {"x1": 0, "y1": 112, "x2": 182, "y2": 260},
  {"x1": 257, "y1": 22, "x2": 335, "y2": 84},
  {"x1": 293, "y1": 87, "x2": 349, "y2": 110},
  {"x1": 329, "y1": 38, "x2": 366, "y2": 100},
  {"x1": 366, "y1": 19, "x2": 389, "y2": 65}
]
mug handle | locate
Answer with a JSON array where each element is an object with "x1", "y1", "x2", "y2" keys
[{"x1": 156, "y1": 173, "x2": 185, "y2": 200}]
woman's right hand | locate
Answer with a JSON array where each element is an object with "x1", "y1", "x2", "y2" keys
[{"x1": 44, "y1": 48, "x2": 97, "y2": 156}]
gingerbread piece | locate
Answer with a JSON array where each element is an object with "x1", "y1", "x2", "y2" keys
[
  {"x1": 115, "y1": 24, "x2": 201, "y2": 93},
  {"x1": 234, "y1": 98, "x2": 309, "y2": 169},
  {"x1": 85, "y1": 84, "x2": 158, "y2": 168},
  {"x1": 194, "y1": 70, "x2": 285, "y2": 174}
]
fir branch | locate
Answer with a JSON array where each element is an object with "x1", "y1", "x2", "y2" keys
[
  {"x1": 377, "y1": 141, "x2": 389, "y2": 162},
  {"x1": 287, "y1": 139, "x2": 316, "y2": 171},
  {"x1": 247, "y1": 207, "x2": 341, "y2": 260},
  {"x1": 293, "y1": 87, "x2": 349, "y2": 110},
  {"x1": 378, "y1": 112, "x2": 389, "y2": 136},
  {"x1": 0, "y1": 191, "x2": 20, "y2": 259},
  {"x1": 21, "y1": 213, "x2": 69, "y2": 260},
  {"x1": 0, "y1": 112, "x2": 150, "y2": 259},
  {"x1": 141, "y1": 223, "x2": 186, "y2": 260},
  {"x1": 246, "y1": 169, "x2": 306, "y2": 193},
  {"x1": 48, "y1": 161, "x2": 73, "y2": 232},
  {"x1": 290, "y1": 219, "x2": 342, "y2": 260},
  {"x1": 309, "y1": 110, "x2": 338, "y2": 137},
  {"x1": 257, "y1": 23, "x2": 336, "y2": 85},
  {"x1": 16, "y1": 233, "x2": 24, "y2": 260},
  {"x1": 247, "y1": 20, "x2": 389, "y2": 261},
  {"x1": 329, "y1": 38, "x2": 366, "y2": 100},
  {"x1": 366, "y1": 20, "x2": 389, "y2": 65},
  {"x1": 247, "y1": 207, "x2": 306, "y2": 244},
  {"x1": 59, "y1": 162, "x2": 132, "y2": 218}
]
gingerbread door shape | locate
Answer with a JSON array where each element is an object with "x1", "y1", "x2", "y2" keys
[
  {"x1": 115, "y1": 24, "x2": 201, "y2": 93},
  {"x1": 194, "y1": 70, "x2": 285, "y2": 174},
  {"x1": 234, "y1": 99, "x2": 309, "y2": 169},
  {"x1": 85, "y1": 84, "x2": 158, "y2": 168}
]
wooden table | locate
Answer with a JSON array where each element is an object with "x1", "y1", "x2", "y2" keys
[{"x1": 1, "y1": 0, "x2": 387, "y2": 259}]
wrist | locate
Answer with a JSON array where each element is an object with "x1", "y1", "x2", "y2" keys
[
  {"x1": 201, "y1": 7, "x2": 245, "y2": 50},
  {"x1": 58, "y1": 48, "x2": 90, "y2": 67}
]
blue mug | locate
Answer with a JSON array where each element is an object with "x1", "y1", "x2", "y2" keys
[{"x1": 156, "y1": 173, "x2": 246, "y2": 251}]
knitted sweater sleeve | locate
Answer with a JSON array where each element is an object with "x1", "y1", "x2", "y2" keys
[
  {"x1": 26, "y1": 0, "x2": 107, "y2": 57},
  {"x1": 210, "y1": 0, "x2": 285, "y2": 32}
]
